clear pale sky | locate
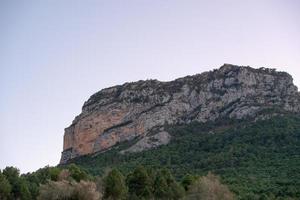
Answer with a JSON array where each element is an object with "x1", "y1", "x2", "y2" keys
[{"x1": 1, "y1": 0, "x2": 300, "y2": 173}]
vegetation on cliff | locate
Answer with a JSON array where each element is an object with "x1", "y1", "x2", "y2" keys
[{"x1": 71, "y1": 114, "x2": 300, "y2": 199}]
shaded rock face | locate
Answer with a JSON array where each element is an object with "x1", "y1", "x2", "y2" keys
[
  {"x1": 60, "y1": 64, "x2": 300, "y2": 163},
  {"x1": 120, "y1": 131, "x2": 171, "y2": 154}
]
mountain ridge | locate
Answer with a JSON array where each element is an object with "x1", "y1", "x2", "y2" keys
[{"x1": 60, "y1": 64, "x2": 300, "y2": 164}]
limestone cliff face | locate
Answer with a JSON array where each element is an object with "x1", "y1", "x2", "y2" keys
[{"x1": 60, "y1": 64, "x2": 300, "y2": 163}]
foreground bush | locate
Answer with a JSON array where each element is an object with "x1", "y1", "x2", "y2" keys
[
  {"x1": 37, "y1": 180, "x2": 101, "y2": 200},
  {"x1": 186, "y1": 172, "x2": 234, "y2": 200},
  {"x1": 1, "y1": 164, "x2": 236, "y2": 200},
  {"x1": 73, "y1": 180, "x2": 102, "y2": 200}
]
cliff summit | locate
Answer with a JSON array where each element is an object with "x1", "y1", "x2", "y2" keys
[{"x1": 60, "y1": 64, "x2": 300, "y2": 164}]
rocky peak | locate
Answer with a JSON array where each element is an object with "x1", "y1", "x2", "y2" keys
[{"x1": 60, "y1": 64, "x2": 300, "y2": 164}]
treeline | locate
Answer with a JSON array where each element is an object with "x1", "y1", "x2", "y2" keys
[
  {"x1": 73, "y1": 115, "x2": 300, "y2": 199},
  {"x1": 0, "y1": 164, "x2": 234, "y2": 200}
]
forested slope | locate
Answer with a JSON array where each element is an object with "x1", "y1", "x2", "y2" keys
[{"x1": 72, "y1": 115, "x2": 300, "y2": 199}]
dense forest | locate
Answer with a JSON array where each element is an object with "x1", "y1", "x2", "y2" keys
[
  {"x1": 1, "y1": 115, "x2": 300, "y2": 200},
  {"x1": 72, "y1": 114, "x2": 300, "y2": 199}
]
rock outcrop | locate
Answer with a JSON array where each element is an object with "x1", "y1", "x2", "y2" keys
[{"x1": 60, "y1": 64, "x2": 300, "y2": 164}]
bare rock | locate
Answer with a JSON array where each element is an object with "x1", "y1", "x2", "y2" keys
[
  {"x1": 60, "y1": 64, "x2": 300, "y2": 164},
  {"x1": 120, "y1": 131, "x2": 171, "y2": 154}
]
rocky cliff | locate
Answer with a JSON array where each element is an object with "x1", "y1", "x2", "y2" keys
[{"x1": 60, "y1": 64, "x2": 300, "y2": 164}]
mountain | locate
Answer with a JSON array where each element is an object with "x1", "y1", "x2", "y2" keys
[
  {"x1": 60, "y1": 64, "x2": 300, "y2": 164},
  {"x1": 60, "y1": 64, "x2": 300, "y2": 199},
  {"x1": 61, "y1": 64, "x2": 300, "y2": 164}
]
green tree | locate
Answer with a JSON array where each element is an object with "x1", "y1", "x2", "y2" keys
[
  {"x1": 103, "y1": 169, "x2": 127, "y2": 200},
  {"x1": 67, "y1": 164, "x2": 89, "y2": 182},
  {"x1": 18, "y1": 179, "x2": 32, "y2": 200},
  {"x1": 27, "y1": 181, "x2": 39, "y2": 200},
  {"x1": 2, "y1": 167, "x2": 21, "y2": 199},
  {"x1": 48, "y1": 167, "x2": 61, "y2": 181},
  {"x1": 153, "y1": 169, "x2": 184, "y2": 200},
  {"x1": 0, "y1": 172, "x2": 12, "y2": 200},
  {"x1": 38, "y1": 180, "x2": 101, "y2": 200},
  {"x1": 22, "y1": 165, "x2": 62, "y2": 190},
  {"x1": 2, "y1": 167, "x2": 32, "y2": 200},
  {"x1": 126, "y1": 166, "x2": 152, "y2": 199},
  {"x1": 181, "y1": 174, "x2": 197, "y2": 191},
  {"x1": 2, "y1": 167, "x2": 19, "y2": 184},
  {"x1": 153, "y1": 174, "x2": 169, "y2": 199}
]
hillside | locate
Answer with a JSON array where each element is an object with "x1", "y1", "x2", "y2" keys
[
  {"x1": 59, "y1": 64, "x2": 300, "y2": 199},
  {"x1": 72, "y1": 114, "x2": 300, "y2": 199}
]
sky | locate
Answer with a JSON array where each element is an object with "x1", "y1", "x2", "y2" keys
[{"x1": 0, "y1": 0, "x2": 300, "y2": 173}]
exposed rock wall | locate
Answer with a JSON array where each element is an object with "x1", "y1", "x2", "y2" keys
[{"x1": 60, "y1": 64, "x2": 300, "y2": 164}]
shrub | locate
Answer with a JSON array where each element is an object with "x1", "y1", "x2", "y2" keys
[
  {"x1": 37, "y1": 180, "x2": 74, "y2": 200},
  {"x1": 37, "y1": 180, "x2": 101, "y2": 200},
  {"x1": 73, "y1": 180, "x2": 102, "y2": 200},
  {"x1": 186, "y1": 172, "x2": 234, "y2": 200}
]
